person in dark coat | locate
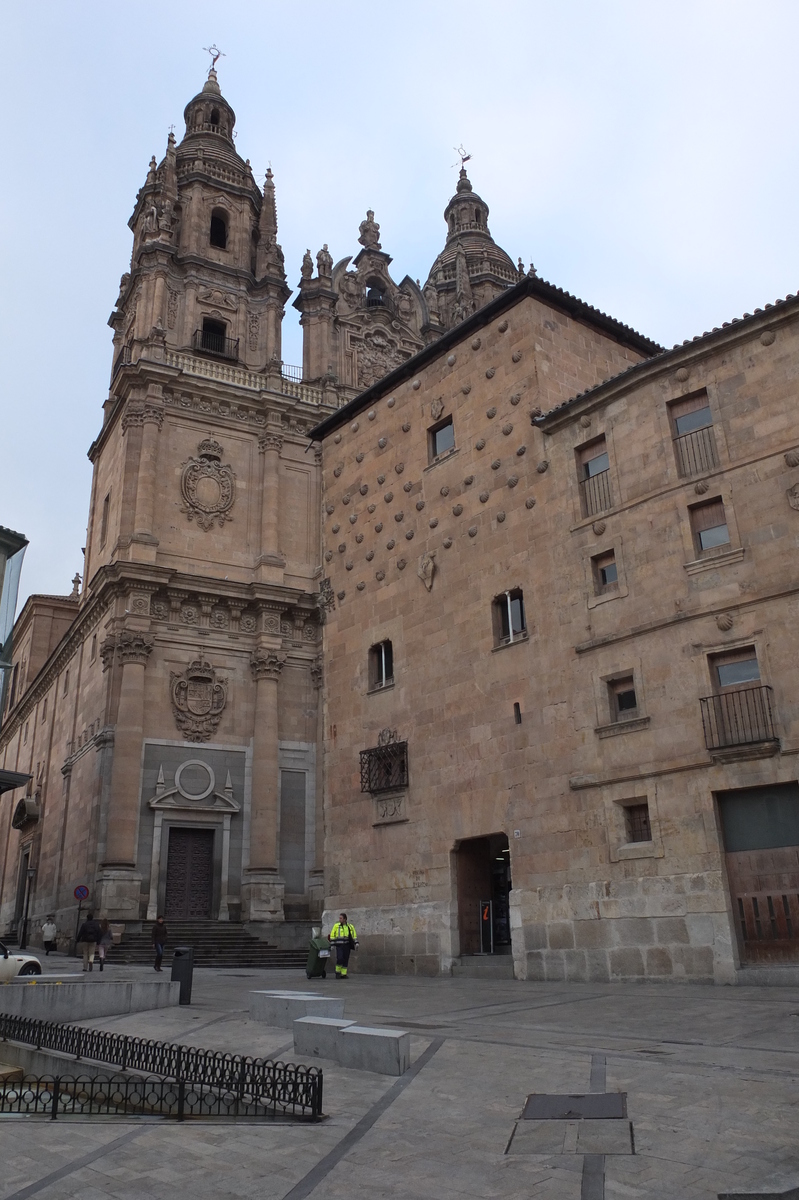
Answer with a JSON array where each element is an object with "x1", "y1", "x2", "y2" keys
[
  {"x1": 152, "y1": 916, "x2": 167, "y2": 972},
  {"x1": 76, "y1": 912, "x2": 102, "y2": 972}
]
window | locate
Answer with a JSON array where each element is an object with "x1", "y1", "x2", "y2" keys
[
  {"x1": 100, "y1": 492, "x2": 110, "y2": 548},
  {"x1": 577, "y1": 437, "x2": 612, "y2": 517},
  {"x1": 592, "y1": 550, "x2": 618, "y2": 595},
  {"x1": 209, "y1": 210, "x2": 228, "y2": 249},
  {"x1": 428, "y1": 416, "x2": 455, "y2": 462},
  {"x1": 366, "y1": 284, "x2": 386, "y2": 308},
  {"x1": 41, "y1": 698, "x2": 47, "y2": 723},
  {"x1": 62, "y1": 670, "x2": 69, "y2": 697},
  {"x1": 23, "y1": 722, "x2": 28, "y2": 745},
  {"x1": 669, "y1": 391, "x2": 718, "y2": 476},
  {"x1": 624, "y1": 802, "x2": 652, "y2": 843},
  {"x1": 690, "y1": 498, "x2": 730, "y2": 555},
  {"x1": 712, "y1": 647, "x2": 760, "y2": 690},
  {"x1": 493, "y1": 589, "x2": 526, "y2": 646},
  {"x1": 609, "y1": 675, "x2": 638, "y2": 721},
  {"x1": 360, "y1": 738, "x2": 409, "y2": 794},
  {"x1": 90, "y1": 634, "x2": 97, "y2": 664},
  {"x1": 368, "y1": 640, "x2": 394, "y2": 691},
  {"x1": 210, "y1": 107, "x2": 220, "y2": 127},
  {"x1": 201, "y1": 317, "x2": 227, "y2": 354}
]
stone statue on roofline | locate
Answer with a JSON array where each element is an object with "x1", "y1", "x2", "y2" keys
[{"x1": 358, "y1": 210, "x2": 381, "y2": 250}]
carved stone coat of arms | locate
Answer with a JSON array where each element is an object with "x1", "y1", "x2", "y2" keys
[
  {"x1": 180, "y1": 438, "x2": 235, "y2": 531},
  {"x1": 171, "y1": 656, "x2": 228, "y2": 742}
]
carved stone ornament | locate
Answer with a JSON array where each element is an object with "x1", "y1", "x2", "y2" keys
[
  {"x1": 180, "y1": 439, "x2": 235, "y2": 531},
  {"x1": 788, "y1": 484, "x2": 799, "y2": 511},
  {"x1": 785, "y1": 449, "x2": 799, "y2": 468},
  {"x1": 117, "y1": 631, "x2": 154, "y2": 665},
  {"x1": 694, "y1": 479, "x2": 710, "y2": 495},
  {"x1": 431, "y1": 397, "x2": 445, "y2": 421},
  {"x1": 716, "y1": 612, "x2": 734, "y2": 632},
  {"x1": 250, "y1": 649, "x2": 286, "y2": 681},
  {"x1": 417, "y1": 550, "x2": 436, "y2": 590},
  {"x1": 171, "y1": 656, "x2": 228, "y2": 742},
  {"x1": 675, "y1": 366, "x2": 690, "y2": 383},
  {"x1": 378, "y1": 727, "x2": 399, "y2": 746}
]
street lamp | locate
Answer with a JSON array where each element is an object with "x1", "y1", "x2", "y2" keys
[{"x1": 19, "y1": 865, "x2": 36, "y2": 951}]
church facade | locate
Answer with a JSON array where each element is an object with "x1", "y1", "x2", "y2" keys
[{"x1": 2, "y1": 67, "x2": 799, "y2": 982}]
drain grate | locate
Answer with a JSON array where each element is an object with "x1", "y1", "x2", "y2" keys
[{"x1": 522, "y1": 1093, "x2": 627, "y2": 1120}]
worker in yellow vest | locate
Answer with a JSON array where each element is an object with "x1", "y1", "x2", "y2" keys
[{"x1": 328, "y1": 912, "x2": 358, "y2": 979}]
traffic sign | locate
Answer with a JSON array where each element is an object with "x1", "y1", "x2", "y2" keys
[{"x1": 74, "y1": 885, "x2": 89, "y2": 901}]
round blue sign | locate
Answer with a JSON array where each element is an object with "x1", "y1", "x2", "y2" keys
[{"x1": 74, "y1": 885, "x2": 89, "y2": 900}]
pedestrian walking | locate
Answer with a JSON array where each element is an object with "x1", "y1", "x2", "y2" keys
[
  {"x1": 328, "y1": 912, "x2": 358, "y2": 979},
  {"x1": 41, "y1": 916, "x2": 58, "y2": 956},
  {"x1": 76, "y1": 912, "x2": 102, "y2": 972},
  {"x1": 152, "y1": 915, "x2": 167, "y2": 972},
  {"x1": 97, "y1": 918, "x2": 113, "y2": 972}
]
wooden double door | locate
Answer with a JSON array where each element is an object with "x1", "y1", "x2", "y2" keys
[{"x1": 165, "y1": 827, "x2": 215, "y2": 921}]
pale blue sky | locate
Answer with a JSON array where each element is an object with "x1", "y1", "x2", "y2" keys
[{"x1": 3, "y1": 0, "x2": 798, "y2": 606}]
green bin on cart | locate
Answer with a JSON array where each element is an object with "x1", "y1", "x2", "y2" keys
[{"x1": 306, "y1": 935, "x2": 331, "y2": 979}]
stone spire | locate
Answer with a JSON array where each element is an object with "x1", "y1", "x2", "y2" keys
[{"x1": 256, "y1": 167, "x2": 285, "y2": 280}]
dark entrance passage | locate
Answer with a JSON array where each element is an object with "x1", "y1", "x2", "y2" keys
[
  {"x1": 165, "y1": 827, "x2": 214, "y2": 920},
  {"x1": 718, "y1": 783, "x2": 799, "y2": 964},
  {"x1": 455, "y1": 833, "x2": 511, "y2": 955}
]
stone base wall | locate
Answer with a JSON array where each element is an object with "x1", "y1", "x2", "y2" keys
[
  {"x1": 511, "y1": 874, "x2": 737, "y2": 985},
  {"x1": 322, "y1": 902, "x2": 454, "y2": 977}
]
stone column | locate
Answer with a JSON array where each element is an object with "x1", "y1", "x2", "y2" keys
[
  {"x1": 130, "y1": 394, "x2": 164, "y2": 562},
  {"x1": 97, "y1": 630, "x2": 153, "y2": 920},
  {"x1": 309, "y1": 656, "x2": 325, "y2": 918},
  {"x1": 243, "y1": 646, "x2": 286, "y2": 921},
  {"x1": 256, "y1": 427, "x2": 285, "y2": 582}
]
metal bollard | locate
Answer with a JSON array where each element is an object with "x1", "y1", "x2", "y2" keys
[{"x1": 171, "y1": 946, "x2": 194, "y2": 1005}]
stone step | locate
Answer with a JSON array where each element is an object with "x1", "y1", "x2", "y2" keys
[
  {"x1": 451, "y1": 954, "x2": 515, "y2": 979},
  {"x1": 104, "y1": 921, "x2": 309, "y2": 968}
]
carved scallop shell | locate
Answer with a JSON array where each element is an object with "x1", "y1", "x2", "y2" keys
[
  {"x1": 443, "y1": 537, "x2": 453, "y2": 548},
  {"x1": 338, "y1": 543, "x2": 346, "y2": 553},
  {"x1": 402, "y1": 422, "x2": 411, "y2": 432},
  {"x1": 592, "y1": 520, "x2": 606, "y2": 536},
  {"x1": 405, "y1": 530, "x2": 414, "y2": 540},
  {"x1": 324, "y1": 550, "x2": 333, "y2": 562},
  {"x1": 516, "y1": 446, "x2": 527, "y2": 456},
  {"x1": 367, "y1": 504, "x2": 376, "y2": 514},
  {"x1": 337, "y1": 590, "x2": 345, "y2": 600},
  {"x1": 360, "y1": 484, "x2": 368, "y2": 495},
  {"x1": 355, "y1": 533, "x2": 364, "y2": 543},
  {"x1": 507, "y1": 475, "x2": 519, "y2": 488},
  {"x1": 351, "y1": 422, "x2": 359, "y2": 432},
  {"x1": 512, "y1": 351, "x2": 522, "y2": 363},
  {"x1": 386, "y1": 538, "x2": 395, "y2": 549},
  {"x1": 502, "y1": 423, "x2": 513, "y2": 436},
  {"x1": 453, "y1": 504, "x2": 463, "y2": 516},
  {"x1": 785, "y1": 450, "x2": 799, "y2": 468},
  {"x1": 491, "y1": 459, "x2": 501, "y2": 470},
  {"x1": 325, "y1": 503, "x2": 335, "y2": 514},
  {"x1": 377, "y1": 474, "x2": 386, "y2": 485},
  {"x1": 536, "y1": 460, "x2": 549, "y2": 473},
  {"x1": 342, "y1": 494, "x2": 350, "y2": 505},
  {"x1": 387, "y1": 397, "x2": 395, "y2": 408},
  {"x1": 525, "y1": 497, "x2": 536, "y2": 510},
  {"x1": 356, "y1": 452, "x2": 364, "y2": 463},
  {"x1": 367, "y1": 410, "x2": 376, "y2": 421},
  {"x1": 365, "y1": 550, "x2": 374, "y2": 561},
  {"x1": 416, "y1": 499, "x2": 425, "y2": 511},
  {"x1": 763, "y1": 330, "x2": 777, "y2": 345},
  {"x1": 334, "y1": 433, "x2": 342, "y2": 444},
  {"x1": 357, "y1": 581, "x2": 365, "y2": 590},
  {"x1": 376, "y1": 570, "x2": 385, "y2": 580},
  {"x1": 397, "y1": 558, "x2": 407, "y2": 569},
  {"x1": 716, "y1": 612, "x2": 734, "y2": 632},
  {"x1": 694, "y1": 479, "x2": 710, "y2": 494},
  {"x1": 378, "y1": 437, "x2": 387, "y2": 449},
  {"x1": 429, "y1": 517, "x2": 439, "y2": 528},
  {"x1": 675, "y1": 367, "x2": 689, "y2": 383},
  {"x1": 487, "y1": 407, "x2": 497, "y2": 419},
  {"x1": 375, "y1": 522, "x2": 383, "y2": 532},
  {"x1": 479, "y1": 491, "x2": 489, "y2": 503},
  {"x1": 486, "y1": 368, "x2": 496, "y2": 379},
  {"x1": 579, "y1": 415, "x2": 591, "y2": 429},
  {"x1": 394, "y1": 511, "x2": 404, "y2": 522},
  {"x1": 447, "y1": 354, "x2": 457, "y2": 366},
  {"x1": 440, "y1": 485, "x2": 450, "y2": 497},
  {"x1": 384, "y1": 492, "x2": 393, "y2": 503},
  {"x1": 403, "y1": 481, "x2": 413, "y2": 492},
  {"x1": 498, "y1": 320, "x2": 509, "y2": 333},
  {"x1": 345, "y1": 561, "x2": 353, "y2": 571},
  {"x1": 471, "y1": 337, "x2": 482, "y2": 350},
  {"x1": 412, "y1": 378, "x2": 421, "y2": 390},
  {"x1": 468, "y1": 526, "x2": 478, "y2": 537},
  {"x1": 333, "y1": 465, "x2": 343, "y2": 478},
  {"x1": 464, "y1": 475, "x2": 474, "y2": 485},
  {"x1": 475, "y1": 439, "x2": 486, "y2": 451},
  {"x1": 349, "y1": 514, "x2": 357, "y2": 524},
  {"x1": 496, "y1": 511, "x2": 506, "y2": 523},
  {"x1": 461, "y1": 384, "x2": 471, "y2": 395},
  {"x1": 510, "y1": 393, "x2": 521, "y2": 406},
  {"x1": 332, "y1": 523, "x2": 340, "y2": 533}
]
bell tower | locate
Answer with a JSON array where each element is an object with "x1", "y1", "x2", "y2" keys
[{"x1": 76, "y1": 66, "x2": 332, "y2": 928}]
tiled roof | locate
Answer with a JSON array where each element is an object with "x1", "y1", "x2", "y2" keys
[{"x1": 536, "y1": 291, "x2": 799, "y2": 423}]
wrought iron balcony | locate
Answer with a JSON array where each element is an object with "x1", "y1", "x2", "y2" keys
[
  {"x1": 579, "y1": 469, "x2": 612, "y2": 517},
  {"x1": 700, "y1": 685, "x2": 777, "y2": 751},
  {"x1": 360, "y1": 740, "x2": 409, "y2": 794},
  {"x1": 192, "y1": 328, "x2": 239, "y2": 361},
  {"x1": 673, "y1": 425, "x2": 719, "y2": 477}
]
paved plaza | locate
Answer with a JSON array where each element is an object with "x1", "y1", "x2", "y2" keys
[{"x1": 0, "y1": 957, "x2": 797, "y2": 1199}]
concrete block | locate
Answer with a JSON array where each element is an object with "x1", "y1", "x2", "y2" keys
[
  {"x1": 0, "y1": 978, "x2": 179, "y2": 1021},
  {"x1": 339, "y1": 1024, "x2": 411, "y2": 1076},
  {"x1": 293, "y1": 1016, "x2": 355, "y2": 1059},
  {"x1": 249, "y1": 990, "x2": 345, "y2": 1027}
]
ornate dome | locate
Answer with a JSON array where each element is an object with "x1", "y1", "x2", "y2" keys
[
  {"x1": 423, "y1": 169, "x2": 518, "y2": 332},
  {"x1": 178, "y1": 67, "x2": 248, "y2": 174}
]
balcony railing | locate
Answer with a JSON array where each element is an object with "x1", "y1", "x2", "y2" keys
[
  {"x1": 281, "y1": 363, "x2": 303, "y2": 383},
  {"x1": 673, "y1": 425, "x2": 719, "y2": 477},
  {"x1": 579, "y1": 469, "x2": 612, "y2": 518},
  {"x1": 700, "y1": 685, "x2": 777, "y2": 751},
  {"x1": 360, "y1": 741, "x2": 409, "y2": 794},
  {"x1": 192, "y1": 328, "x2": 239, "y2": 361}
]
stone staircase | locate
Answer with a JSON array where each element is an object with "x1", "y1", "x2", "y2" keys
[{"x1": 105, "y1": 921, "x2": 309, "y2": 969}]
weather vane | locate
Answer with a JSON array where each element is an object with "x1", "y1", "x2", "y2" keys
[
  {"x1": 452, "y1": 145, "x2": 472, "y2": 170},
  {"x1": 203, "y1": 44, "x2": 225, "y2": 69}
]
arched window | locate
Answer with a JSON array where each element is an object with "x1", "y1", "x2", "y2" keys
[
  {"x1": 201, "y1": 317, "x2": 227, "y2": 354},
  {"x1": 366, "y1": 284, "x2": 386, "y2": 309},
  {"x1": 475, "y1": 207, "x2": 481, "y2": 225},
  {"x1": 210, "y1": 209, "x2": 228, "y2": 249},
  {"x1": 210, "y1": 107, "x2": 220, "y2": 127}
]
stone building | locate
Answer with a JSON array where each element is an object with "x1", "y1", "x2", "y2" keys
[{"x1": 312, "y1": 276, "x2": 799, "y2": 984}]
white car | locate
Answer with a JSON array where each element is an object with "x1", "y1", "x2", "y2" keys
[{"x1": 0, "y1": 942, "x2": 41, "y2": 979}]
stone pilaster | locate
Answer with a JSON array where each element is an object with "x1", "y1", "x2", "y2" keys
[
  {"x1": 243, "y1": 645, "x2": 286, "y2": 921},
  {"x1": 256, "y1": 426, "x2": 285, "y2": 582},
  {"x1": 96, "y1": 630, "x2": 154, "y2": 920}
]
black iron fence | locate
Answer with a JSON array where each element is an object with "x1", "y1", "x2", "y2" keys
[
  {"x1": 579, "y1": 469, "x2": 612, "y2": 517},
  {"x1": 673, "y1": 425, "x2": 719, "y2": 477},
  {"x1": 699, "y1": 685, "x2": 777, "y2": 751},
  {"x1": 0, "y1": 1073, "x2": 296, "y2": 1121},
  {"x1": 0, "y1": 1014, "x2": 322, "y2": 1120},
  {"x1": 192, "y1": 328, "x2": 240, "y2": 361}
]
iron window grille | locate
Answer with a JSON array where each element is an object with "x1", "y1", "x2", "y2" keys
[
  {"x1": 624, "y1": 803, "x2": 652, "y2": 843},
  {"x1": 192, "y1": 327, "x2": 239, "y2": 361},
  {"x1": 700, "y1": 685, "x2": 777, "y2": 750},
  {"x1": 360, "y1": 740, "x2": 409, "y2": 794}
]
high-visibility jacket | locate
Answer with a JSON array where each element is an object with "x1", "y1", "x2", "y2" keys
[{"x1": 329, "y1": 922, "x2": 357, "y2": 946}]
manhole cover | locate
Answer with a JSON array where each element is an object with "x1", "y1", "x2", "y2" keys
[{"x1": 522, "y1": 1093, "x2": 627, "y2": 1120}]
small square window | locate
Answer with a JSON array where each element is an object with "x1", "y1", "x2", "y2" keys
[
  {"x1": 610, "y1": 675, "x2": 638, "y2": 721},
  {"x1": 428, "y1": 416, "x2": 455, "y2": 461},
  {"x1": 592, "y1": 550, "x2": 618, "y2": 594},
  {"x1": 368, "y1": 640, "x2": 394, "y2": 690},
  {"x1": 690, "y1": 498, "x2": 730, "y2": 555},
  {"x1": 624, "y1": 802, "x2": 652, "y2": 843},
  {"x1": 711, "y1": 647, "x2": 760, "y2": 690},
  {"x1": 669, "y1": 391, "x2": 719, "y2": 476},
  {"x1": 493, "y1": 589, "x2": 526, "y2": 646}
]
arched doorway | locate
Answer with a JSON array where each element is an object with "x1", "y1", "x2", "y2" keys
[{"x1": 454, "y1": 833, "x2": 511, "y2": 955}]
